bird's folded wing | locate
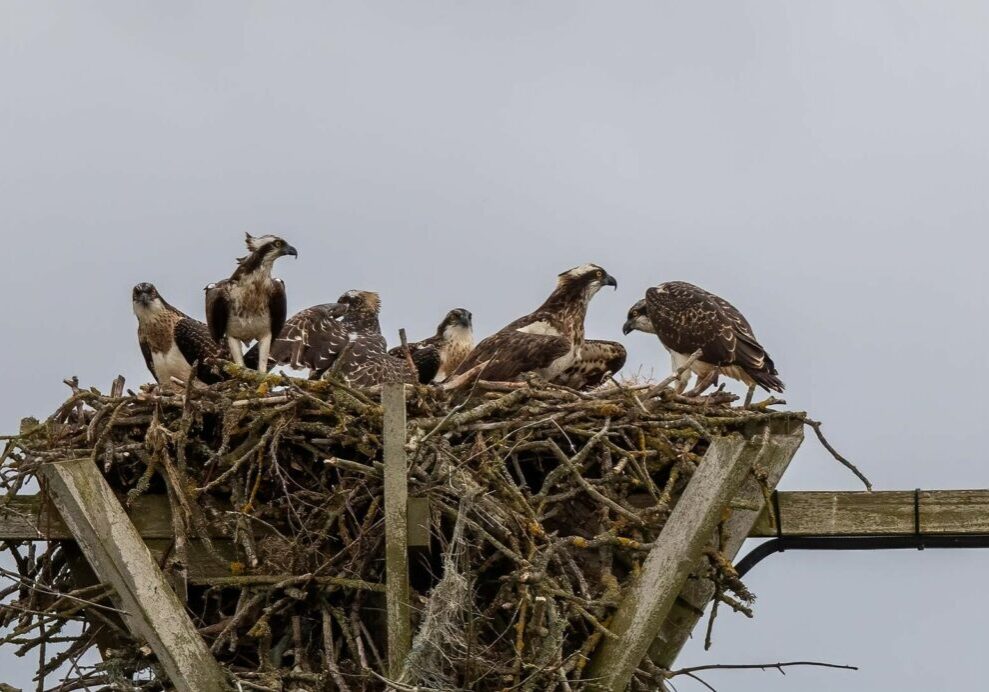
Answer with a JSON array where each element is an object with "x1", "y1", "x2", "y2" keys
[{"x1": 456, "y1": 330, "x2": 570, "y2": 381}]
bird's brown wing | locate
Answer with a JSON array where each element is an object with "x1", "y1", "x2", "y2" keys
[
  {"x1": 265, "y1": 304, "x2": 349, "y2": 371},
  {"x1": 269, "y1": 279, "x2": 288, "y2": 341},
  {"x1": 174, "y1": 317, "x2": 228, "y2": 384},
  {"x1": 388, "y1": 337, "x2": 442, "y2": 384},
  {"x1": 455, "y1": 329, "x2": 570, "y2": 382},
  {"x1": 204, "y1": 281, "x2": 230, "y2": 342},
  {"x1": 554, "y1": 339, "x2": 627, "y2": 390},
  {"x1": 138, "y1": 334, "x2": 157, "y2": 382}
]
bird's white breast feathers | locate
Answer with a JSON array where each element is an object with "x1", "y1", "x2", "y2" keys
[
  {"x1": 516, "y1": 321, "x2": 562, "y2": 337},
  {"x1": 152, "y1": 344, "x2": 193, "y2": 385}
]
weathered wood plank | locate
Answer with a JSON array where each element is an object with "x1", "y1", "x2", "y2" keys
[
  {"x1": 749, "y1": 489, "x2": 989, "y2": 536},
  {"x1": 649, "y1": 421, "x2": 804, "y2": 670},
  {"x1": 40, "y1": 458, "x2": 231, "y2": 692},
  {"x1": 0, "y1": 494, "x2": 175, "y2": 540},
  {"x1": 585, "y1": 432, "x2": 771, "y2": 691},
  {"x1": 382, "y1": 382, "x2": 412, "y2": 678}
]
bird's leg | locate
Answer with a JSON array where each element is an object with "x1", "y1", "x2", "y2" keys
[
  {"x1": 256, "y1": 334, "x2": 272, "y2": 373},
  {"x1": 227, "y1": 337, "x2": 245, "y2": 367}
]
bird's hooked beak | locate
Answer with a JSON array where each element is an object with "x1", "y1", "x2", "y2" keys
[
  {"x1": 458, "y1": 311, "x2": 473, "y2": 328},
  {"x1": 284, "y1": 245, "x2": 299, "y2": 258},
  {"x1": 622, "y1": 318, "x2": 635, "y2": 335},
  {"x1": 602, "y1": 274, "x2": 618, "y2": 290}
]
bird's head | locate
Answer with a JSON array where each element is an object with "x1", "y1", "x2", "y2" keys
[
  {"x1": 242, "y1": 233, "x2": 298, "y2": 260},
  {"x1": 556, "y1": 264, "x2": 618, "y2": 300},
  {"x1": 623, "y1": 299, "x2": 654, "y2": 335},
  {"x1": 132, "y1": 282, "x2": 166, "y2": 317},
  {"x1": 337, "y1": 290, "x2": 381, "y2": 317},
  {"x1": 438, "y1": 308, "x2": 473, "y2": 341}
]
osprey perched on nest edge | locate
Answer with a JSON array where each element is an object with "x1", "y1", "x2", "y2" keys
[
  {"x1": 454, "y1": 264, "x2": 617, "y2": 382},
  {"x1": 205, "y1": 233, "x2": 297, "y2": 372},
  {"x1": 389, "y1": 308, "x2": 474, "y2": 384},
  {"x1": 132, "y1": 282, "x2": 229, "y2": 387},
  {"x1": 623, "y1": 281, "x2": 784, "y2": 393}
]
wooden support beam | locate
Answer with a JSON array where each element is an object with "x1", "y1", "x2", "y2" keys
[
  {"x1": 585, "y1": 430, "x2": 780, "y2": 691},
  {"x1": 382, "y1": 382, "x2": 412, "y2": 679},
  {"x1": 649, "y1": 421, "x2": 803, "y2": 670},
  {"x1": 39, "y1": 458, "x2": 230, "y2": 692},
  {"x1": 749, "y1": 489, "x2": 989, "y2": 536}
]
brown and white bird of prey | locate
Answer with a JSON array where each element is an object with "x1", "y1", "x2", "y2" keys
[
  {"x1": 261, "y1": 291, "x2": 416, "y2": 386},
  {"x1": 623, "y1": 281, "x2": 784, "y2": 393},
  {"x1": 133, "y1": 282, "x2": 229, "y2": 387},
  {"x1": 454, "y1": 264, "x2": 618, "y2": 382},
  {"x1": 552, "y1": 339, "x2": 627, "y2": 390},
  {"x1": 388, "y1": 308, "x2": 474, "y2": 384},
  {"x1": 320, "y1": 291, "x2": 417, "y2": 386},
  {"x1": 205, "y1": 233, "x2": 297, "y2": 372}
]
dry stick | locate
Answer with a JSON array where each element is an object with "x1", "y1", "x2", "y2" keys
[
  {"x1": 645, "y1": 349, "x2": 704, "y2": 399},
  {"x1": 805, "y1": 418, "x2": 872, "y2": 491},
  {"x1": 668, "y1": 661, "x2": 858, "y2": 676},
  {"x1": 398, "y1": 327, "x2": 417, "y2": 375}
]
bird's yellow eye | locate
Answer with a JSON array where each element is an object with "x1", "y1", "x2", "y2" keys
[{"x1": 275, "y1": 239, "x2": 284, "y2": 247}]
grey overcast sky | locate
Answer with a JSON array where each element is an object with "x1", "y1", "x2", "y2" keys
[{"x1": 1, "y1": 2, "x2": 987, "y2": 690}]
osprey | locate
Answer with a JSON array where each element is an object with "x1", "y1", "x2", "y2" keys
[
  {"x1": 553, "y1": 339, "x2": 627, "y2": 390},
  {"x1": 623, "y1": 281, "x2": 784, "y2": 393},
  {"x1": 320, "y1": 291, "x2": 417, "y2": 387},
  {"x1": 260, "y1": 302, "x2": 349, "y2": 373},
  {"x1": 388, "y1": 308, "x2": 474, "y2": 384},
  {"x1": 205, "y1": 233, "x2": 297, "y2": 372},
  {"x1": 454, "y1": 264, "x2": 618, "y2": 382},
  {"x1": 132, "y1": 283, "x2": 229, "y2": 387},
  {"x1": 259, "y1": 291, "x2": 416, "y2": 386}
]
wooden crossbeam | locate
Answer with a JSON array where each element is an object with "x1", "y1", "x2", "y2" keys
[
  {"x1": 750, "y1": 489, "x2": 989, "y2": 536},
  {"x1": 9, "y1": 489, "x2": 989, "y2": 566},
  {"x1": 40, "y1": 458, "x2": 230, "y2": 692}
]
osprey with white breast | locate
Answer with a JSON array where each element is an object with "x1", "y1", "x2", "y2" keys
[
  {"x1": 205, "y1": 233, "x2": 297, "y2": 372},
  {"x1": 388, "y1": 308, "x2": 474, "y2": 384},
  {"x1": 133, "y1": 282, "x2": 229, "y2": 387},
  {"x1": 623, "y1": 281, "x2": 784, "y2": 393},
  {"x1": 454, "y1": 264, "x2": 617, "y2": 382}
]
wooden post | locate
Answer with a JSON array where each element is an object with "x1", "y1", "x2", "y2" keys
[
  {"x1": 382, "y1": 383, "x2": 412, "y2": 678},
  {"x1": 649, "y1": 421, "x2": 803, "y2": 669},
  {"x1": 584, "y1": 429, "x2": 784, "y2": 691},
  {"x1": 39, "y1": 458, "x2": 230, "y2": 692}
]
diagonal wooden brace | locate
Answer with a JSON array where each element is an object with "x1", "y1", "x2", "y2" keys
[
  {"x1": 40, "y1": 458, "x2": 230, "y2": 692},
  {"x1": 584, "y1": 421, "x2": 802, "y2": 690}
]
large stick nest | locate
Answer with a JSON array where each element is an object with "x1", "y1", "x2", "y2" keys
[{"x1": 0, "y1": 369, "x2": 804, "y2": 691}]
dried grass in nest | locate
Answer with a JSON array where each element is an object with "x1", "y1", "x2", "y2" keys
[{"x1": 0, "y1": 368, "x2": 808, "y2": 691}]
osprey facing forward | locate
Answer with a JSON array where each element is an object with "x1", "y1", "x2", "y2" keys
[
  {"x1": 623, "y1": 281, "x2": 784, "y2": 393},
  {"x1": 388, "y1": 308, "x2": 473, "y2": 384},
  {"x1": 205, "y1": 234, "x2": 297, "y2": 372},
  {"x1": 454, "y1": 264, "x2": 617, "y2": 382},
  {"x1": 133, "y1": 283, "x2": 228, "y2": 387}
]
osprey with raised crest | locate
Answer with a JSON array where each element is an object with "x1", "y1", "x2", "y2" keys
[
  {"x1": 388, "y1": 308, "x2": 474, "y2": 384},
  {"x1": 205, "y1": 233, "x2": 297, "y2": 372},
  {"x1": 623, "y1": 281, "x2": 784, "y2": 393},
  {"x1": 454, "y1": 264, "x2": 617, "y2": 382}
]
